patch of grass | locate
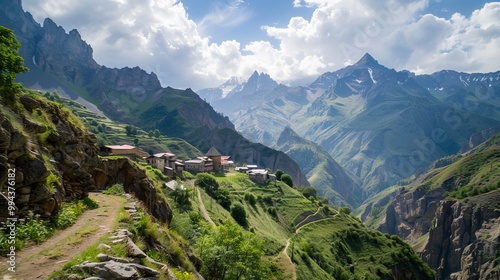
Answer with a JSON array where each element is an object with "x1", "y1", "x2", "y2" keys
[
  {"x1": 40, "y1": 247, "x2": 65, "y2": 259},
  {"x1": 102, "y1": 183, "x2": 125, "y2": 195}
]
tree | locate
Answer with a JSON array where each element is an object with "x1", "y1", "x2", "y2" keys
[
  {"x1": 198, "y1": 220, "x2": 267, "y2": 279},
  {"x1": 172, "y1": 185, "x2": 191, "y2": 207},
  {"x1": 153, "y1": 129, "x2": 161, "y2": 138},
  {"x1": 231, "y1": 203, "x2": 248, "y2": 227},
  {"x1": 217, "y1": 187, "x2": 231, "y2": 210},
  {"x1": 148, "y1": 130, "x2": 154, "y2": 138},
  {"x1": 195, "y1": 173, "x2": 219, "y2": 198},
  {"x1": 133, "y1": 138, "x2": 139, "y2": 146},
  {"x1": 338, "y1": 206, "x2": 351, "y2": 215},
  {"x1": 0, "y1": 26, "x2": 28, "y2": 102},
  {"x1": 274, "y1": 169, "x2": 284, "y2": 180},
  {"x1": 300, "y1": 186, "x2": 318, "y2": 199},
  {"x1": 125, "y1": 125, "x2": 133, "y2": 136},
  {"x1": 281, "y1": 174, "x2": 293, "y2": 188}
]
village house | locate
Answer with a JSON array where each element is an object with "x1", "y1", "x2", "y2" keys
[
  {"x1": 185, "y1": 157, "x2": 214, "y2": 173},
  {"x1": 221, "y1": 156, "x2": 234, "y2": 169},
  {"x1": 99, "y1": 144, "x2": 149, "y2": 158},
  {"x1": 247, "y1": 169, "x2": 269, "y2": 184},
  {"x1": 146, "y1": 152, "x2": 184, "y2": 177}
]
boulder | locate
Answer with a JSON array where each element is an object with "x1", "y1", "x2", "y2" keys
[
  {"x1": 23, "y1": 118, "x2": 47, "y2": 134},
  {"x1": 126, "y1": 237, "x2": 147, "y2": 259},
  {"x1": 75, "y1": 260, "x2": 138, "y2": 279},
  {"x1": 19, "y1": 95, "x2": 41, "y2": 111}
]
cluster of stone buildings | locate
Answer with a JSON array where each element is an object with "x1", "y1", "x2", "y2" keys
[
  {"x1": 98, "y1": 145, "x2": 274, "y2": 184},
  {"x1": 98, "y1": 145, "x2": 234, "y2": 177}
]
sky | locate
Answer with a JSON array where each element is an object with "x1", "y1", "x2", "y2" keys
[{"x1": 22, "y1": 0, "x2": 500, "y2": 90}]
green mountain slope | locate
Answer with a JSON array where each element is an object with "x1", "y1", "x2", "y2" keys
[
  {"x1": 275, "y1": 127, "x2": 362, "y2": 207},
  {"x1": 179, "y1": 171, "x2": 436, "y2": 280},
  {"x1": 357, "y1": 133, "x2": 500, "y2": 279}
]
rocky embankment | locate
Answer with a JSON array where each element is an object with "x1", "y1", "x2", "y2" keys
[
  {"x1": 93, "y1": 158, "x2": 172, "y2": 224},
  {"x1": 0, "y1": 95, "x2": 98, "y2": 219},
  {"x1": 0, "y1": 94, "x2": 172, "y2": 225},
  {"x1": 421, "y1": 193, "x2": 500, "y2": 280}
]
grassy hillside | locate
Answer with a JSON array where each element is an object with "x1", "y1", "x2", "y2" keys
[{"x1": 167, "y1": 171, "x2": 436, "y2": 279}]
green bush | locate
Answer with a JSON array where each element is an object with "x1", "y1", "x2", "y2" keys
[
  {"x1": 16, "y1": 216, "x2": 53, "y2": 243},
  {"x1": 82, "y1": 197, "x2": 99, "y2": 209},
  {"x1": 102, "y1": 183, "x2": 125, "y2": 195},
  {"x1": 338, "y1": 206, "x2": 351, "y2": 215},
  {"x1": 231, "y1": 203, "x2": 248, "y2": 227},
  {"x1": 281, "y1": 174, "x2": 293, "y2": 188},
  {"x1": 195, "y1": 173, "x2": 219, "y2": 198},
  {"x1": 54, "y1": 200, "x2": 87, "y2": 229}
]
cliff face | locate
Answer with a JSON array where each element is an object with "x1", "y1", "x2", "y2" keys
[
  {"x1": 379, "y1": 186, "x2": 445, "y2": 241},
  {"x1": 421, "y1": 194, "x2": 500, "y2": 280},
  {"x1": 377, "y1": 186, "x2": 500, "y2": 280},
  {"x1": 35, "y1": 18, "x2": 100, "y2": 86}
]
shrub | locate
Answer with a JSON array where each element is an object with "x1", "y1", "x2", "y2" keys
[
  {"x1": 281, "y1": 174, "x2": 293, "y2": 188},
  {"x1": 82, "y1": 197, "x2": 99, "y2": 209},
  {"x1": 102, "y1": 183, "x2": 125, "y2": 195},
  {"x1": 231, "y1": 203, "x2": 248, "y2": 227},
  {"x1": 338, "y1": 206, "x2": 351, "y2": 215},
  {"x1": 300, "y1": 186, "x2": 318, "y2": 199},
  {"x1": 274, "y1": 170, "x2": 284, "y2": 180},
  {"x1": 195, "y1": 173, "x2": 219, "y2": 198}
]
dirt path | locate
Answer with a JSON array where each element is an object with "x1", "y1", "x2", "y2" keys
[
  {"x1": 0, "y1": 192, "x2": 124, "y2": 280},
  {"x1": 196, "y1": 187, "x2": 216, "y2": 226},
  {"x1": 281, "y1": 208, "x2": 338, "y2": 280},
  {"x1": 281, "y1": 239, "x2": 297, "y2": 280}
]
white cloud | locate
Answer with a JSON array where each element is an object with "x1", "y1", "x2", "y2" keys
[{"x1": 22, "y1": 0, "x2": 500, "y2": 90}]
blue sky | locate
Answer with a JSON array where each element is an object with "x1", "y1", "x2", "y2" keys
[{"x1": 23, "y1": 0, "x2": 500, "y2": 90}]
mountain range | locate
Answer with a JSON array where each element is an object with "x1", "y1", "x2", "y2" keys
[{"x1": 199, "y1": 53, "x2": 500, "y2": 205}]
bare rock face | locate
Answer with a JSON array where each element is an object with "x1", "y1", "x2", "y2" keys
[
  {"x1": 420, "y1": 193, "x2": 500, "y2": 280},
  {"x1": 379, "y1": 186, "x2": 445, "y2": 241},
  {"x1": 93, "y1": 158, "x2": 173, "y2": 225},
  {"x1": 35, "y1": 18, "x2": 100, "y2": 86}
]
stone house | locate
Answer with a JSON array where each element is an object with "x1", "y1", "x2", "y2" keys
[
  {"x1": 185, "y1": 157, "x2": 213, "y2": 173},
  {"x1": 247, "y1": 169, "x2": 269, "y2": 184},
  {"x1": 146, "y1": 152, "x2": 184, "y2": 177}
]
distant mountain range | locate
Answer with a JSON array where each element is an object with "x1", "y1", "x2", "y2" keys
[{"x1": 199, "y1": 53, "x2": 500, "y2": 204}]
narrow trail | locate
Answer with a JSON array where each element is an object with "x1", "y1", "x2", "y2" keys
[
  {"x1": 196, "y1": 187, "x2": 216, "y2": 226},
  {"x1": 281, "y1": 207, "x2": 338, "y2": 280},
  {"x1": 0, "y1": 192, "x2": 124, "y2": 280}
]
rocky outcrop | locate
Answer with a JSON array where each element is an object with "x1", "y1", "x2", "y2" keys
[
  {"x1": 93, "y1": 158, "x2": 173, "y2": 225},
  {"x1": 420, "y1": 193, "x2": 500, "y2": 280},
  {"x1": 0, "y1": 95, "x2": 98, "y2": 220},
  {"x1": 36, "y1": 18, "x2": 100, "y2": 86},
  {"x1": 461, "y1": 126, "x2": 500, "y2": 153},
  {"x1": 379, "y1": 186, "x2": 445, "y2": 241}
]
